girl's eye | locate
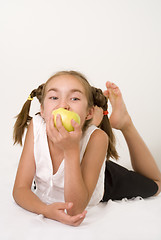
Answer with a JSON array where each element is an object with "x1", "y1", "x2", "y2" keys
[
  {"x1": 50, "y1": 96, "x2": 58, "y2": 100},
  {"x1": 71, "y1": 97, "x2": 80, "y2": 101}
]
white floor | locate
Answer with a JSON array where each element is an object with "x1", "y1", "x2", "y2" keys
[{"x1": 1, "y1": 154, "x2": 161, "y2": 240}]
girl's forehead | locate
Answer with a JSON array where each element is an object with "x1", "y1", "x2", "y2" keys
[{"x1": 46, "y1": 75, "x2": 86, "y2": 93}]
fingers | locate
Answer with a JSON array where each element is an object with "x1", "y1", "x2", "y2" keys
[
  {"x1": 47, "y1": 114, "x2": 67, "y2": 139},
  {"x1": 62, "y1": 209, "x2": 87, "y2": 226},
  {"x1": 46, "y1": 113, "x2": 82, "y2": 149},
  {"x1": 46, "y1": 115, "x2": 59, "y2": 141},
  {"x1": 66, "y1": 210, "x2": 87, "y2": 226},
  {"x1": 52, "y1": 114, "x2": 77, "y2": 133},
  {"x1": 71, "y1": 119, "x2": 81, "y2": 132},
  {"x1": 55, "y1": 114, "x2": 69, "y2": 136},
  {"x1": 55, "y1": 202, "x2": 87, "y2": 226},
  {"x1": 56, "y1": 202, "x2": 73, "y2": 210},
  {"x1": 52, "y1": 114, "x2": 81, "y2": 134},
  {"x1": 60, "y1": 214, "x2": 85, "y2": 226}
]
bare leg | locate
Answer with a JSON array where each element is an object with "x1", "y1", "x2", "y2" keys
[{"x1": 105, "y1": 81, "x2": 161, "y2": 195}]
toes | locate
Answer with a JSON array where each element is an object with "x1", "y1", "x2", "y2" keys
[
  {"x1": 111, "y1": 83, "x2": 118, "y2": 89},
  {"x1": 106, "y1": 82, "x2": 121, "y2": 97},
  {"x1": 106, "y1": 81, "x2": 118, "y2": 89},
  {"x1": 103, "y1": 90, "x2": 109, "y2": 97},
  {"x1": 113, "y1": 88, "x2": 120, "y2": 94},
  {"x1": 106, "y1": 81, "x2": 111, "y2": 88}
]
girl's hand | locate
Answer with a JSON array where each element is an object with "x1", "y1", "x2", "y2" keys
[
  {"x1": 46, "y1": 114, "x2": 82, "y2": 151},
  {"x1": 44, "y1": 202, "x2": 87, "y2": 226}
]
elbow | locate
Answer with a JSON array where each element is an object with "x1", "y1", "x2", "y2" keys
[
  {"x1": 12, "y1": 185, "x2": 24, "y2": 203},
  {"x1": 67, "y1": 205, "x2": 86, "y2": 216},
  {"x1": 12, "y1": 186, "x2": 16, "y2": 201},
  {"x1": 12, "y1": 185, "x2": 19, "y2": 203},
  {"x1": 66, "y1": 196, "x2": 89, "y2": 216}
]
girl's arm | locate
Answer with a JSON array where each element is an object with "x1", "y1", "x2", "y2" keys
[
  {"x1": 64, "y1": 128, "x2": 108, "y2": 215},
  {"x1": 13, "y1": 120, "x2": 86, "y2": 226},
  {"x1": 13, "y1": 120, "x2": 43, "y2": 212},
  {"x1": 47, "y1": 114, "x2": 108, "y2": 216}
]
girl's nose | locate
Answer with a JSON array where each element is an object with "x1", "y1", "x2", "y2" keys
[{"x1": 59, "y1": 101, "x2": 70, "y2": 110}]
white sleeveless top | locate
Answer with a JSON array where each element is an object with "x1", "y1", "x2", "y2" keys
[{"x1": 33, "y1": 114, "x2": 105, "y2": 207}]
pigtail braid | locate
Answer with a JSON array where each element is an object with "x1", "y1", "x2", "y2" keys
[
  {"x1": 35, "y1": 84, "x2": 45, "y2": 103},
  {"x1": 13, "y1": 84, "x2": 44, "y2": 145},
  {"x1": 92, "y1": 87, "x2": 119, "y2": 160}
]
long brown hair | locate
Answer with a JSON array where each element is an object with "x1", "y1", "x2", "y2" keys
[{"x1": 13, "y1": 70, "x2": 119, "y2": 160}]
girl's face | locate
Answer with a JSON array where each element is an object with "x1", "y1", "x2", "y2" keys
[{"x1": 41, "y1": 74, "x2": 94, "y2": 128}]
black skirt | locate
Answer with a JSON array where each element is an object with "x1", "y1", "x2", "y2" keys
[{"x1": 102, "y1": 160, "x2": 158, "y2": 202}]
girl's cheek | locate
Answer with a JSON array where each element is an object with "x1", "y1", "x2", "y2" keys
[{"x1": 80, "y1": 115, "x2": 87, "y2": 127}]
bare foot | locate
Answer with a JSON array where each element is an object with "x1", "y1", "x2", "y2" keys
[
  {"x1": 104, "y1": 82, "x2": 132, "y2": 131},
  {"x1": 91, "y1": 106, "x2": 104, "y2": 127}
]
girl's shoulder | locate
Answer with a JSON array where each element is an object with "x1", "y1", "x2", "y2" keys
[
  {"x1": 80, "y1": 125, "x2": 108, "y2": 161},
  {"x1": 86, "y1": 125, "x2": 109, "y2": 154},
  {"x1": 89, "y1": 125, "x2": 109, "y2": 145},
  {"x1": 84, "y1": 125, "x2": 108, "y2": 142}
]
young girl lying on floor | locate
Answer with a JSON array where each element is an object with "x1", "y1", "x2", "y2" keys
[{"x1": 13, "y1": 71, "x2": 161, "y2": 226}]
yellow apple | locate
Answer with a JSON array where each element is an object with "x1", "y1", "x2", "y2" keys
[{"x1": 52, "y1": 108, "x2": 81, "y2": 132}]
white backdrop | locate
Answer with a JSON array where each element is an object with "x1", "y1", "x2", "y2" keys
[{"x1": 0, "y1": 0, "x2": 161, "y2": 185}]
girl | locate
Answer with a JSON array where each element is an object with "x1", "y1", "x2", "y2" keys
[{"x1": 13, "y1": 71, "x2": 161, "y2": 226}]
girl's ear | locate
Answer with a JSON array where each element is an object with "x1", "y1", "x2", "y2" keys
[{"x1": 86, "y1": 106, "x2": 94, "y2": 120}]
